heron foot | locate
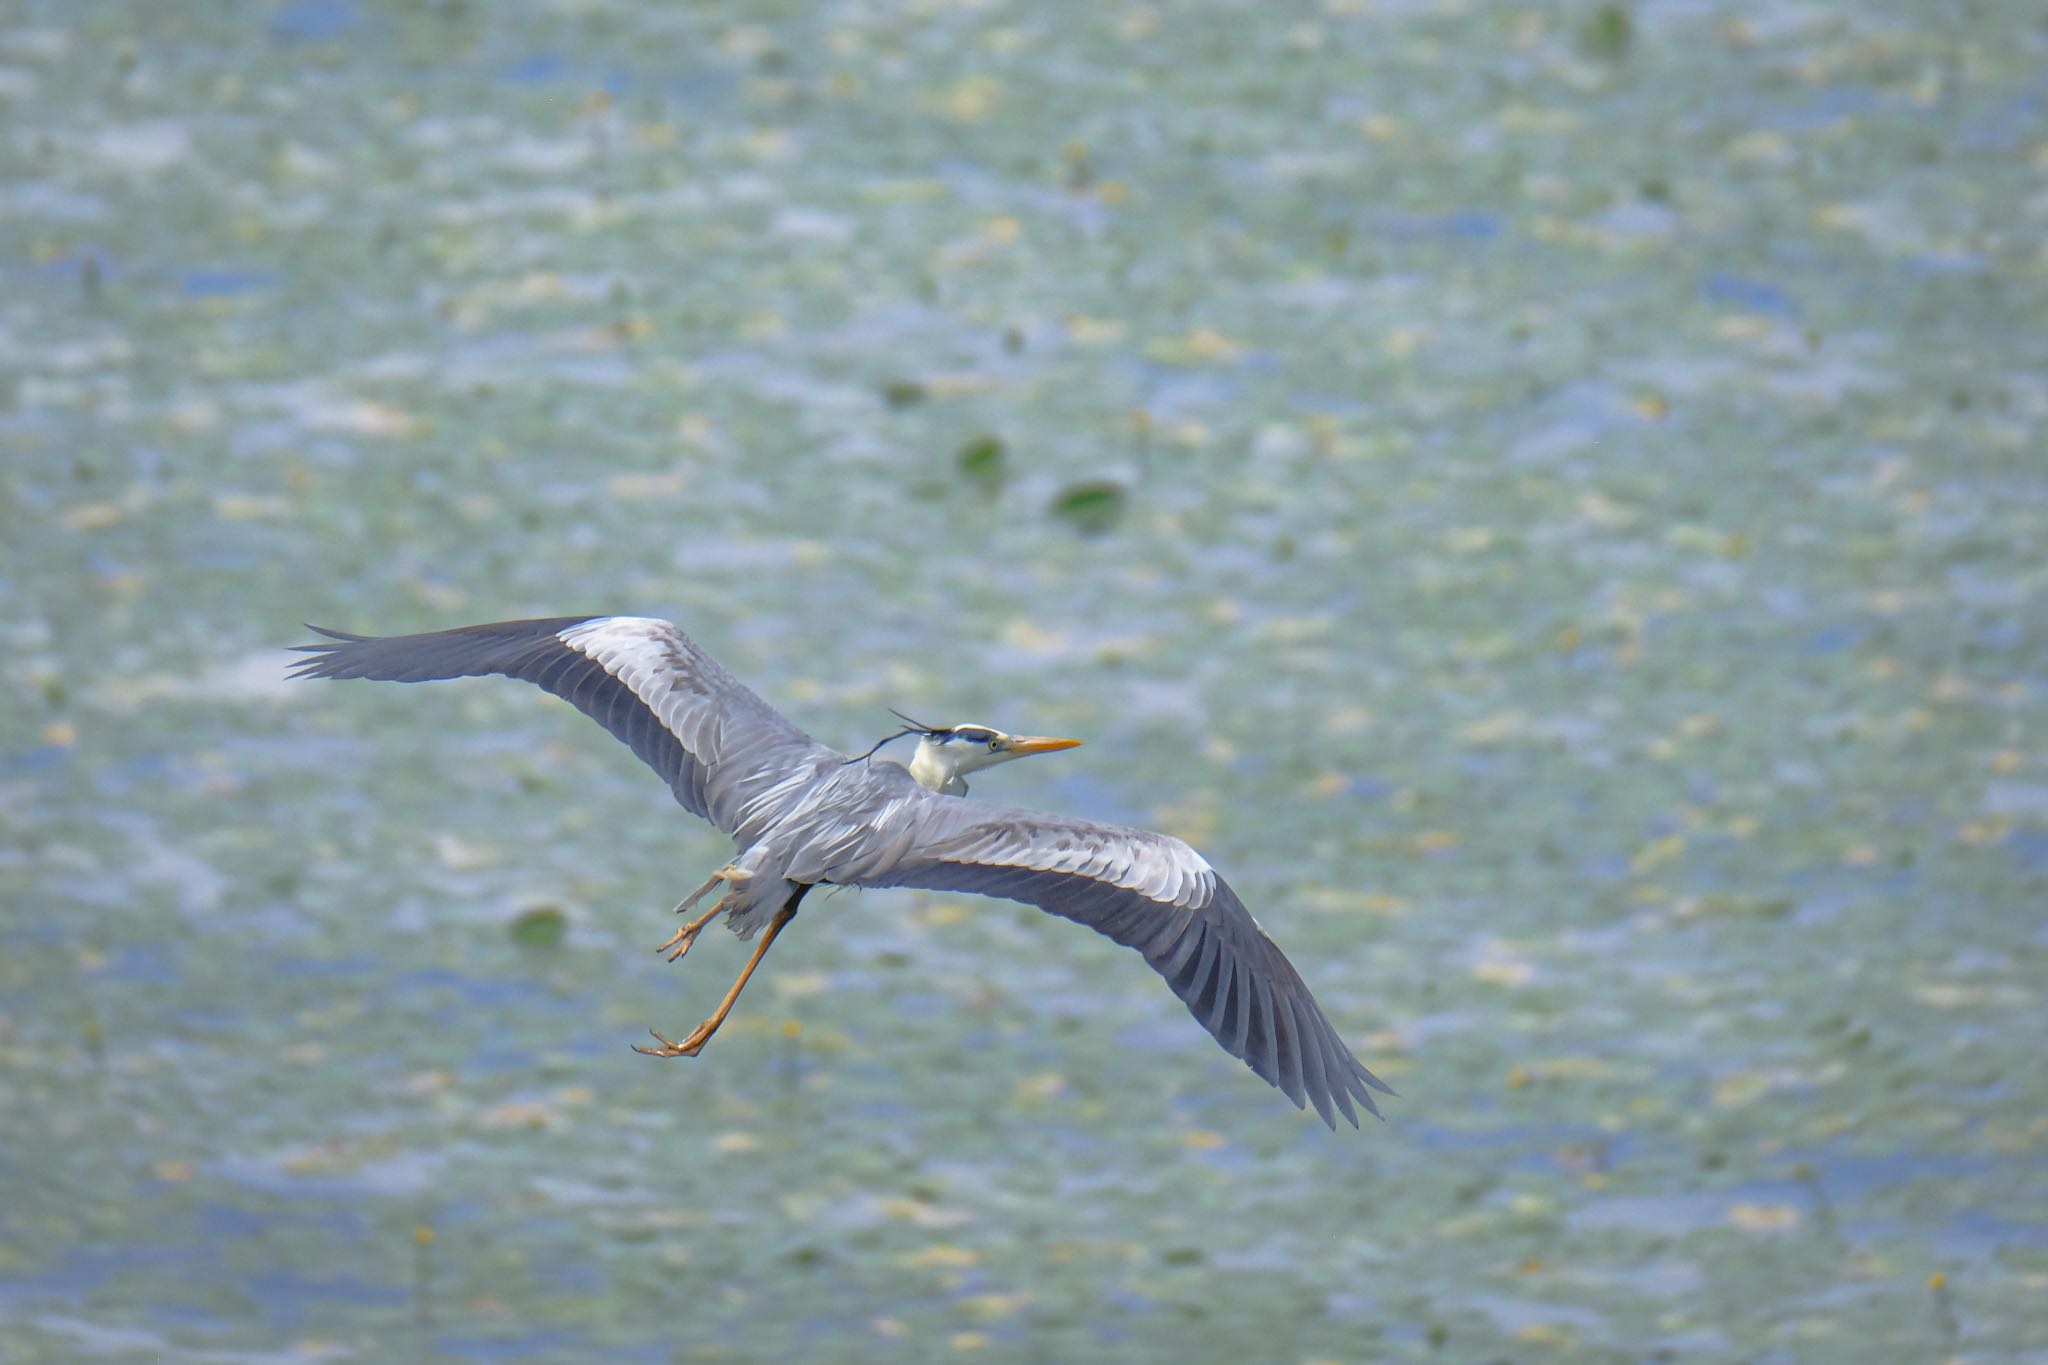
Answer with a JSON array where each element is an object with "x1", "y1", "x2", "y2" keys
[
  {"x1": 633, "y1": 1023, "x2": 716, "y2": 1058},
  {"x1": 653, "y1": 916, "x2": 712, "y2": 962},
  {"x1": 656, "y1": 875, "x2": 743, "y2": 962}
]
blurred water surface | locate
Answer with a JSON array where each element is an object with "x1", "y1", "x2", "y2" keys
[{"x1": 3, "y1": 1, "x2": 2045, "y2": 1360}]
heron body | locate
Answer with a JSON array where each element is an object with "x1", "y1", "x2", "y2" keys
[{"x1": 293, "y1": 615, "x2": 1394, "y2": 1128}]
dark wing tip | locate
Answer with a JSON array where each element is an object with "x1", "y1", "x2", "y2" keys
[
  {"x1": 1189, "y1": 883, "x2": 1393, "y2": 1129},
  {"x1": 289, "y1": 623, "x2": 367, "y2": 668},
  {"x1": 289, "y1": 624, "x2": 368, "y2": 679},
  {"x1": 287, "y1": 617, "x2": 607, "y2": 683},
  {"x1": 1348, "y1": 1066, "x2": 1390, "y2": 1124},
  {"x1": 1302, "y1": 1065, "x2": 1385, "y2": 1130}
]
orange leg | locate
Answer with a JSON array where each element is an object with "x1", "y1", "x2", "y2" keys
[{"x1": 635, "y1": 886, "x2": 808, "y2": 1059}]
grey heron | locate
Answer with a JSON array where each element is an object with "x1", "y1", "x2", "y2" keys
[{"x1": 293, "y1": 616, "x2": 1394, "y2": 1127}]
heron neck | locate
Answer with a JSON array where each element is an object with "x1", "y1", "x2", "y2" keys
[{"x1": 907, "y1": 739, "x2": 971, "y2": 796}]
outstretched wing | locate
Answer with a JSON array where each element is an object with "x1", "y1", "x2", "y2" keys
[
  {"x1": 291, "y1": 616, "x2": 837, "y2": 845},
  {"x1": 807, "y1": 768, "x2": 1393, "y2": 1127}
]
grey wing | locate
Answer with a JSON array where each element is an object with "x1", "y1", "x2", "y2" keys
[
  {"x1": 290, "y1": 616, "x2": 836, "y2": 844},
  {"x1": 813, "y1": 774, "x2": 1394, "y2": 1128}
]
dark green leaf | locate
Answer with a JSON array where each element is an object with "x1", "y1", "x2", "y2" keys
[
  {"x1": 509, "y1": 906, "x2": 567, "y2": 948},
  {"x1": 1049, "y1": 480, "x2": 1127, "y2": 534},
  {"x1": 1580, "y1": 3, "x2": 1633, "y2": 61},
  {"x1": 956, "y1": 435, "x2": 1006, "y2": 490},
  {"x1": 881, "y1": 379, "x2": 926, "y2": 409}
]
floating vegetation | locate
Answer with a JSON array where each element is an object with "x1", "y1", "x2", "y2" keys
[
  {"x1": 881, "y1": 379, "x2": 928, "y2": 409},
  {"x1": 955, "y1": 434, "x2": 1007, "y2": 491},
  {"x1": 1049, "y1": 480, "x2": 1127, "y2": 534},
  {"x1": 1579, "y1": 3, "x2": 1634, "y2": 62},
  {"x1": 508, "y1": 905, "x2": 568, "y2": 948}
]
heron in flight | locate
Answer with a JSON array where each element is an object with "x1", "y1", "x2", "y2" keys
[{"x1": 293, "y1": 616, "x2": 1393, "y2": 1127}]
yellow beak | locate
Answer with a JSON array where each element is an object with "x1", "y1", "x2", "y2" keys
[{"x1": 1004, "y1": 735, "x2": 1083, "y2": 756}]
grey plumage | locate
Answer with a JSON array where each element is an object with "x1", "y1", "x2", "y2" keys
[{"x1": 292, "y1": 615, "x2": 1394, "y2": 1127}]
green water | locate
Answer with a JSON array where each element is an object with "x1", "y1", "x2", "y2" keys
[{"x1": 3, "y1": 1, "x2": 2044, "y2": 1360}]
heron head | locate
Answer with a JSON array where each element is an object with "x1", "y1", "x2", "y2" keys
[{"x1": 903, "y1": 722, "x2": 1082, "y2": 796}]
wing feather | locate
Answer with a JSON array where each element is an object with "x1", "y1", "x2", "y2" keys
[
  {"x1": 1221, "y1": 958, "x2": 1251, "y2": 1060},
  {"x1": 1247, "y1": 983, "x2": 1279, "y2": 1090},
  {"x1": 291, "y1": 616, "x2": 834, "y2": 843},
  {"x1": 1289, "y1": 994, "x2": 1335, "y2": 1128},
  {"x1": 1268, "y1": 995, "x2": 1308, "y2": 1109},
  {"x1": 1188, "y1": 930, "x2": 1227, "y2": 1033}
]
